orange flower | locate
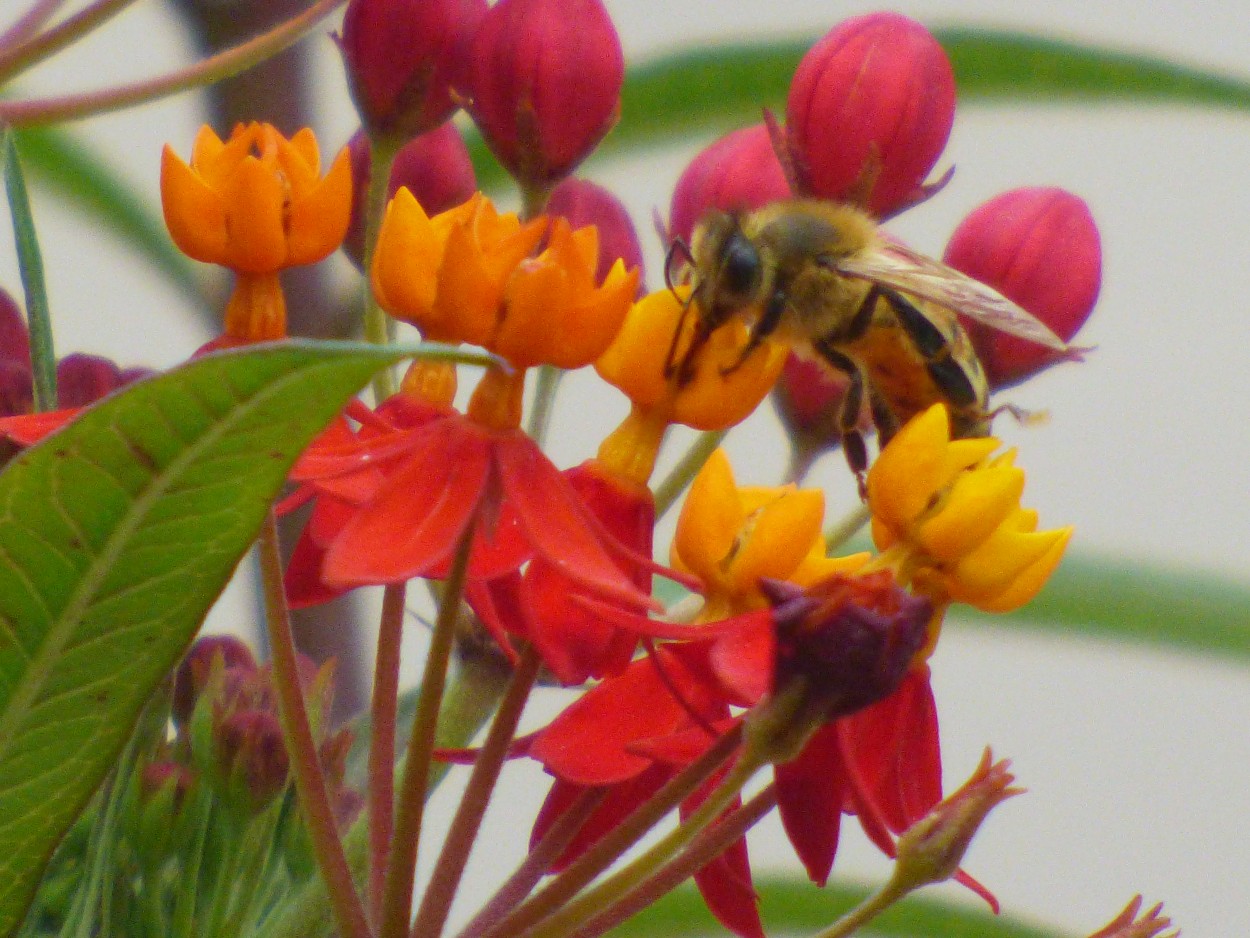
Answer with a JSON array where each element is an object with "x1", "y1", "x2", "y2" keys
[{"x1": 161, "y1": 124, "x2": 351, "y2": 342}]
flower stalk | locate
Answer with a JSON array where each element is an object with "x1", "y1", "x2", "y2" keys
[{"x1": 368, "y1": 582, "x2": 408, "y2": 925}]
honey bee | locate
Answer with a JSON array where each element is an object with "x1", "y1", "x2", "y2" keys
[{"x1": 665, "y1": 198, "x2": 1068, "y2": 479}]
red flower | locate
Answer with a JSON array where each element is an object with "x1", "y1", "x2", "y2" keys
[
  {"x1": 282, "y1": 392, "x2": 654, "y2": 620},
  {"x1": 786, "y1": 12, "x2": 955, "y2": 216}
]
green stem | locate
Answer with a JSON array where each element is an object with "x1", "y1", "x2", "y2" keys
[
  {"x1": 458, "y1": 788, "x2": 607, "y2": 938},
  {"x1": 807, "y1": 879, "x2": 910, "y2": 938},
  {"x1": 0, "y1": 0, "x2": 348, "y2": 126},
  {"x1": 519, "y1": 752, "x2": 765, "y2": 938},
  {"x1": 378, "y1": 524, "x2": 477, "y2": 938},
  {"x1": 823, "y1": 502, "x2": 870, "y2": 552},
  {"x1": 653, "y1": 429, "x2": 727, "y2": 518},
  {"x1": 361, "y1": 133, "x2": 403, "y2": 401},
  {"x1": 368, "y1": 583, "x2": 407, "y2": 926},
  {"x1": 0, "y1": 0, "x2": 139, "y2": 85},
  {"x1": 525, "y1": 365, "x2": 562, "y2": 447},
  {"x1": 479, "y1": 724, "x2": 745, "y2": 938},
  {"x1": 570, "y1": 784, "x2": 778, "y2": 938},
  {"x1": 411, "y1": 646, "x2": 542, "y2": 938},
  {"x1": 257, "y1": 512, "x2": 371, "y2": 938},
  {"x1": 2, "y1": 130, "x2": 56, "y2": 411}
]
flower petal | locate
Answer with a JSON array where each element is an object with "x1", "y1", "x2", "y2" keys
[{"x1": 775, "y1": 722, "x2": 844, "y2": 886}]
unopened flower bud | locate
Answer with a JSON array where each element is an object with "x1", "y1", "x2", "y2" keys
[
  {"x1": 139, "y1": 760, "x2": 196, "y2": 810},
  {"x1": 669, "y1": 124, "x2": 790, "y2": 244},
  {"x1": 547, "y1": 178, "x2": 645, "y2": 291},
  {"x1": 340, "y1": 0, "x2": 485, "y2": 136},
  {"x1": 55, "y1": 354, "x2": 149, "y2": 408},
  {"x1": 943, "y1": 187, "x2": 1101, "y2": 388},
  {"x1": 1086, "y1": 897, "x2": 1176, "y2": 938},
  {"x1": 786, "y1": 12, "x2": 954, "y2": 216},
  {"x1": 467, "y1": 0, "x2": 623, "y2": 190},
  {"x1": 765, "y1": 571, "x2": 930, "y2": 726},
  {"x1": 217, "y1": 708, "x2": 290, "y2": 809},
  {"x1": 343, "y1": 124, "x2": 477, "y2": 267},
  {"x1": 891, "y1": 748, "x2": 1021, "y2": 903},
  {"x1": 771, "y1": 353, "x2": 866, "y2": 467},
  {"x1": 173, "y1": 634, "x2": 257, "y2": 727}
]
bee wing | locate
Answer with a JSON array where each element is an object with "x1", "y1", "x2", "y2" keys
[{"x1": 833, "y1": 242, "x2": 1069, "y2": 351}]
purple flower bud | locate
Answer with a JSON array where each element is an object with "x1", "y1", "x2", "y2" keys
[
  {"x1": 0, "y1": 288, "x2": 30, "y2": 367},
  {"x1": 786, "y1": 13, "x2": 955, "y2": 216},
  {"x1": 343, "y1": 124, "x2": 477, "y2": 267},
  {"x1": 546, "y1": 177, "x2": 644, "y2": 291},
  {"x1": 669, "y1": 124, "x2": 790, "y2": 245},
  {"x1": 173, "y1": 635, "x2": 258, "y2": 727},
  {"x1": 340, "y1": 0, "x2": 486, "y2": 135},
  {"x1": 466, "y1": 0, "x2": 624, "y2": 190},
  {"x1": 55, "y1": 354, "x2": 150, "y2": 408},
  {"x1": 943, "y1": 187, "x2": 1101, "y2": 388},
  {"x1": 217, "y1": 708, "x2": 290, "y2": 808}
]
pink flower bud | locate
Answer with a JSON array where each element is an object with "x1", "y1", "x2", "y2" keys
[
  {"x1": 467, "y1": 0, "x2": 624, "y2": 189},
  {"x1": 343, "y1": 124, "x2": 477, "y2": 267},
  {"x1": 546, "y1": 178, "x2": 644, "y2": 291},
  {"x1": 786, "y1": 13, "x2": 955, "y2": 216},
  {"x1": 0, "y1": 289, "x2": 29, "y2": 368},
  {"x1": 668, "y1": 124, "x2": 790, "y2": 244},
  {"x1": 340, "y1": 0, "x2": 486, "y2": 135},
  {"x1": 173, "y1": 634, "x2": 257, "y2": 727},
  {"x1": 217, "y1": 709, "x2": 290, "y2": 808},
  {"x1": 55, "y1": 354, "x2": 150, "y2": 408},
  {"x1": 943, "y1": 187, "x2": 1101, "y2": 388},
  {"x1": 140, "y1": 760, "x2": 195, "y2": 809}
]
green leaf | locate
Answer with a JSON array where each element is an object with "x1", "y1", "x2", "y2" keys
[
  {"x1": 471, "y1": 29, "x2": 1250, "y2": 189},
  {"x1": 2, "y1": 131, "x2": 55, "y2": 412},
  {"x1": 609, "y1": 876, "x2": 1067, "y2": 937},
  {"x1": 0, "y1": 340, "x2": 415, "y2": 938},
  {"x1": 12, "y1": 125, "x2": 203, "y2": 309},
  {"x1": 962, "y1": 553, "x2": 1250, "y2": 662}
]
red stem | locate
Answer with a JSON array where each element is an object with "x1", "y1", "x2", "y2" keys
[
  {"x1": 0, "y1": 0, "x2": 65, "y2": 51},
  {"x1": 368, "y1": 583, "x2": 407, "y2": 927},
  {"x1": 258, "y1": 512, "x2": 371, "y2": 938}
]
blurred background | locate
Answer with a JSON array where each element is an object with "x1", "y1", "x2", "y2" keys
[{"x1": 2, "y1": 0, "x2": 1248, "y2": 934}]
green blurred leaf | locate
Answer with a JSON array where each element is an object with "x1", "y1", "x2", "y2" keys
[
  {"x1": 2, "y1": 131, "x2": 55, "y2": 412},
  {"x1": 609, "y1": 876, "x2": 1066, "y2": 937},
  {"x1": 12, "y1": 125, "x2": 203, "y2": 308},
  {"x1": 963, "y1": 552, "x2": 1250, "y2": 662},
  {"x1": 0, "y1": 340, "x2": 415, "y2": 938},
  {"x1": 472, "y1": 28, "x2": 1250, "y2": 190}
]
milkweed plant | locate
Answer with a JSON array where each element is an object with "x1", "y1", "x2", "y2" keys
[{"x1": 4, "y1": 0, "x2": 1233, "y2": 936}]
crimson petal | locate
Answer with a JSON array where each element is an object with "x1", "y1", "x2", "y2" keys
[
  {"x1": 775, "y1": 722, "x2": 844, "y2": 886},
  {"x1": 0, "y1": 408, "x2": 81, "y2": 445}
]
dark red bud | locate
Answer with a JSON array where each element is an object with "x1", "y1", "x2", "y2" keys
[
  {"x1": 943, "y1": 187, "x2": 1101, "y2": 388},
  {"x1": 766, "y1": 571, "x2": 930, "y2": 722},
  {"x1": 786, "y1": 12, "x2": 954, "y2": 216},
  {"x1": 173, "y1": 635, "x2": 258, "y2": 727},
  {"x1": 546, "y1": 178, "x2": 644, "y2": 291},
  {"x1": 343, "y1": 124, "x2": 477, "y2": 267},
  {"x1": 467, "y1": 0, "x2": 623, "y2": 189},
  {"x1": 140, "y1": 760, "x2": 196, "y2": 809},
  {"x1": 771, "y1": 352, "x2": 868, "y2": 462},
  {"x1": 340, "y1": 0, "x2": 486, "y2": 135},
  {"x1": 217, "y1": 708, "x2": 290, "y2": 807},
  {"x1": 0, "y1": 289, "x2": 30, "y2": 367},
  {"x1": 669, "y1": 124, "x2": 790, "y2": 245},
  {"x1": 55, "y1": 354, "x2": 150, "y2": 408}
]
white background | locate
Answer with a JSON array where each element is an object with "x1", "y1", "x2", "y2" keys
[{"x1": 2, "y1": 1, "x2": 1248, "y2": 935}]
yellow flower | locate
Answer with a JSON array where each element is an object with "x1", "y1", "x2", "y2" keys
[
  {"x1": 161, "y1": 123, "x2": 351, "y2": 274},
  {"x1": 866, "y1": 404, "x2": 1072, "y2": 612},
  {"x1": 596, "y1": 287, "x2": 786, "y2": 431},
  {"x1": 371, "y1": 191, "x2": 546, "y2": 345},
  {"x1": 673, "y1": 449, "x2": 867, "y2": 619}
]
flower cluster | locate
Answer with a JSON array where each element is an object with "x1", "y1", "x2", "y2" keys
[{"x1": 9, "y1": 2, "x2": 1148, "y2": 937}]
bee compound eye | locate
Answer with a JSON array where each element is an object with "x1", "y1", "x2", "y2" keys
[{"x1": 720, "y1": 234, "x2": 761, "y2": 297}]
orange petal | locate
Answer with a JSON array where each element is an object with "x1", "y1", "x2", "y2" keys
[
  {"x1": 221, "y1": 155, "x2": 287, "y2": 272},
  {"x1": 973, "y1": 525, "x2": 1072, "y2": 612},
  {"x1": 866, "y1": 403, "x2": 951, "y2": 531},
  {"x1": 916, "y1": 463, "x2": 1025, "y2": 562},
  {"x1": 287, "y1": 144, "x2": 352, "y2": 265},
  {"x1": 160, "y1": 144, "x2": 229, "y2": 264},
  {"x1": 946, "y1": 521, "x2": 1072, "y2": 606},
  {"x1": 370, "y1": 188, "x2": 443, "y2": 325},
  {"x1": 728, "y1": 487, "x2": 826, "y2": 593},
  {"x1": 672, "y1": 448, "x2": 743, "y2": 587},
  {"x1": 287, "y1": 126, "x2": 321, "y2": 175}
]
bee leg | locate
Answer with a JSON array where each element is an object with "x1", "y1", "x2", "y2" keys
[
  {"x1": 721, "y1": 289, "x2": 788, "y2": 376},
  {"x1": 813, "y1": 340, "x2": 870, "y2": 498},
  {"x1": 881, "y1": 289, "x2": 981, "y2": 409}
]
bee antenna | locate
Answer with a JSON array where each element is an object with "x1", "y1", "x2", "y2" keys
[
  {"x1": 664, "y1": 238, "x2": 694, "y2": 295},
  {"x1": 662, "y1": 286, "x2": 697, "y2": 380}
]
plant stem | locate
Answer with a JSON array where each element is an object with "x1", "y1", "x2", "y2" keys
[
  {"x1": 257, "y1": 512, "x2": 371, "y2": 938},
  {"x1": 0, "y1": 0, "x2": 65, "y2": 52},
  {"x1": 570, "y1": 784, "x2": 778, "y2": 938},
  {"x1": 823, "y1": 502, "x2": 870, "y2": 552},
  {"x1": 411, "y1": 646, "x2": 541, "y2": 938},
  {"x1": 0, "y1": 0, "x2": 348, "y2": 126},
  {"x1": 0, "y1": 0, "x2": 138, "y2": 85},
  {"x1": 368, "y1": 583, "x2": 407, "y2": 926},
  {"x1": 525, "y1": 365, "x2": 561, "y2": 447},
  {"x1": 807, "y1": 879, "x2": 910, "y2": 938},
  {"x1": 653, "y1": 429, "x2": 727, "y2": 519},
  {"x1": 458, "y1": 788, "x2": 607, "y2": 938},
  {"x1": 479, "y1": 724, "x2": 745, "y2": 938},
  {"x1": 518, "y1": 751, "x2": 765, "y2": 938},
  {"x1": 361, "y1": 133, "x2": 403, "y2": 401},
  {"x1": 378, "y1": 524, "x2": 476, "y2": 938}
]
